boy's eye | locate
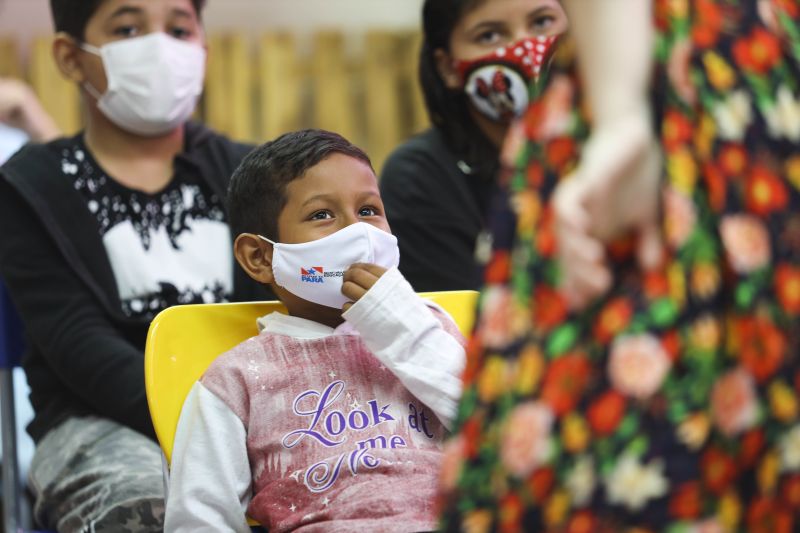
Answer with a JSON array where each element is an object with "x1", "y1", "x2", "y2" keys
[
  {"x1": 112, "y1": 25, "x2": 139, "y2": 38},
  {"x1": 169, "y1": 26, "x2": 194, "y2": 40},
  {"x1": 359, "y1": 206, "x2": 378, "y2": 217},
  {"x1": 309, "y1": 210, "x2": 333, "y2": 221}
]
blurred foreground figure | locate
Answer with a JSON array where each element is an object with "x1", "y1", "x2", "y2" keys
[{"x1": 440, "y1": 1, "x2": 800, "y2": 532}]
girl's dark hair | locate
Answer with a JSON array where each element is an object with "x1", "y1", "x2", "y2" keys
[
  {"x1": 420, "y1": 0, "x2": 497, "y2": 169},
  {"x1": 50, "y1": 0, "x2": 206, "y2": 40}
]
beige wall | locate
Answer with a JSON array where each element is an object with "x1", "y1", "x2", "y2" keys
[{"x1": 0, "y1": 0, "x2": 424, "y2": 62}]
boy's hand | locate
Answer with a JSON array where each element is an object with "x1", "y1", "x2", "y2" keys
[{"x1": 342, "y1": 263, "x2": 388, "y2": 312}]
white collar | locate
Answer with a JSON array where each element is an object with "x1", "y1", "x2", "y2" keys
[{"x1": 256, "y1": 311, "x2": 358, "y2": 340}]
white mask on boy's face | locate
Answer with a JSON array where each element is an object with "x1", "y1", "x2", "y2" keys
[
  {"x1": 259, "y1": 222, "x2": 400, "y2": 309},
  {"x1": 81, "y1": 33, "x2": 206, "y2": 136}
]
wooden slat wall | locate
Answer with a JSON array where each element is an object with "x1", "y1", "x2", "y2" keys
[
  {"x1": 227, "y1": 34, "x2": 255, "y2": 142},
  {"x1": 9, "y1": 31, "x2": 427, "y2": 171},
  {"x1": 400, "y1": 32, "x2": 429, "y2": 136},
  {"x1": 28, "y1": 37, "x2": 81, "y2": 135},
  {"x1": 204, "y1": 34, "x2": 257, "y2": 141},
  {"x1": 257, "y1": 33, "x2": 303, "y2": 141},
  {"x1": 310, "y1": 32, "x2": 359, "y2": 145},
  {"x1": 203, "y1": 34, "x2": 227, "y2": 134},
  {"x1": 0, "y1": 39, "x2": 20, "y2": 78},
  {"x1": 363, "y1": 31, "x2": 403, "y2": 171}
]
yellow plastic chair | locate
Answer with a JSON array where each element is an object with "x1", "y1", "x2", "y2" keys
[{"x1": 144, "y1": 290, "x2": 478, "y2": 468}]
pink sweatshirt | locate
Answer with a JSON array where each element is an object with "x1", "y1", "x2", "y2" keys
[{"x1": 165, "y1": 268, "x2": 466, "y2": 532}]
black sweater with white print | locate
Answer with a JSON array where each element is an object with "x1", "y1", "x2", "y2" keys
[
  {"x1": 0, "y1": 122, "x2": 267, "y2": 442},
  {"x1": 65, "y1": 138, "x2": 232, "y2": 319}
]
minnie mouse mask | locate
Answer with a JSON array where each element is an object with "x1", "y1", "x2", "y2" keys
[{"x1": 453, "y1": 35, "x2": 558, "y2": 122}]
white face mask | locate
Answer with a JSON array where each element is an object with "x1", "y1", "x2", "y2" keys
[
  {"x1": 259, "y1": 222, "x2": 400, "y2": 309},
  {"x1": 81, "y1": 33, "x2": 206, "y2": 136}
]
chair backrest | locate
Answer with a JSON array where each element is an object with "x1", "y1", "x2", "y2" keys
[
  {"x1": 144, "y1": 290, "x2": 478, "y2": 464},
  {"x1": 0, "y1": 281, "x2": 32, "y2": 532},
  {"x1": 0, "y1": 281, "x2": 25, "y2": 370}
]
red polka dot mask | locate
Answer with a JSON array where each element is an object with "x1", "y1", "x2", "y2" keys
[{"x1": 453, "y1": 35, "x2": 558, "y2": 122}]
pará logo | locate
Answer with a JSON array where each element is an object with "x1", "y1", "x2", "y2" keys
[{"x1": 300, "y1": 267, "x2": 324, "y2": 283}]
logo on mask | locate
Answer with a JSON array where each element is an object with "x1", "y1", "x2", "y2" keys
[
  {"x1": 260, "y1": 223, "x2": 400, "y2": 308},
  {"x1": 301, "y1": 267, "x2": 325, "y2": 283},
  {"x1": 474, "y1": 67, "x2": 518, "y2": 122},
  {"x1": 453, "y1": 35, "x2": 558, "y2": 123}
]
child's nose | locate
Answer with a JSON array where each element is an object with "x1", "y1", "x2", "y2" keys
[
  {"x1": 340, "y1": 213, "x2": 360, "y2": 228},
  {"x1": 512, "y1": 30, "x2": 530, "y2": 43}
]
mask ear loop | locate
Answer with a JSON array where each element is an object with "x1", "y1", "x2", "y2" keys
[
  {"x1": 82, "y1": 81, "x2": 103, "y2": 100},
  {"x1": 256, "y1": 235, "x2": 281, "y2": 286},
  {"x1": 80, "y1": 42, "x2": 102, "y2": 55},
  {"x1": 77, "y1": 41, "x2": 105, "y2": 101}
]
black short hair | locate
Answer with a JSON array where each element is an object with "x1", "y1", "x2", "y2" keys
[
  {"x1": 420, "y1": 0, "x2": 496, "y2": 168},
  {"x1": 49, "y1": 0, "x2": 206, "y2": 40},
  {"x1": 227, "y1": 129, "x2": 373, "y2": 241}
]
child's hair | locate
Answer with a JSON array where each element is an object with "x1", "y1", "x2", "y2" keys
[
  {"x1": 420, "y1": 0, "x2": 496, "y2": 167},
  {"x1": 49, "y1": 0, "x2": 206, "y2": 40},
  {"x1": 227, "y1": 129, "x2": 373, "y2": 241}
]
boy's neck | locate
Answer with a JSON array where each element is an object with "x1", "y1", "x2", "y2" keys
[
  {"x1": 277, "y1": 290, "x2": 346, "y2": 330},
  {"x1": 83, "y1": 110, "x2": 185, "y2": 193},
  {"x1": 84, "y1": 113, "x2": 184, "y2": 162},
  {"x1": 288, "y1": 306, "x2": 345, "y2": 330}
]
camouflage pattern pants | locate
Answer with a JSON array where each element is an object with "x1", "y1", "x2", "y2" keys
[{"x1": 28, "y1": 416, "x2": 164, "y2": 532}]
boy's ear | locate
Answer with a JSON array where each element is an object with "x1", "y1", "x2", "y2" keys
[
  {"x1": 434, "y1": 48, "x2": 461, "y2": 90},
  {"x1": 234, "y1": 233, "x2": 275, "y2": 285},
  {"x1": 52, "y1": 32, "x2": 86, "y2": 83}
]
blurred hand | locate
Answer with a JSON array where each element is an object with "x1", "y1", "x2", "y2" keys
[
  {"x1": 342, "y1": 263, "x2": 388, "y2": 312},
  {"x1": 553, "y1": 177, "x2": 612, "y2": 310},
  {"x1": 0, "y1": 78, "x2": 60, "y2": 142},
  {"x1": 553, "y1": 113, "x2": 663, "y2": 310}
]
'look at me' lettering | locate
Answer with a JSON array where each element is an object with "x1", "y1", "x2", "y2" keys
[{"x1": 281, "y1": 380, "x2": 437, "y2": 493}]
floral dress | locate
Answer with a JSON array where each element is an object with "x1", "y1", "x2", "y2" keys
[{"x1": 439, "y1": 1, "x2": 800, "y2": 532}]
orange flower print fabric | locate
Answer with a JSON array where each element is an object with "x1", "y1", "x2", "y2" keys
[{"x1": 440, "y1": 2, "x2": 800, "y2": 532}]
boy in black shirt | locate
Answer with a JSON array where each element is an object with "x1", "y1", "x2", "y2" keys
[{"x1": 0, "y1": 0, "x2": 263, "y2": 530}]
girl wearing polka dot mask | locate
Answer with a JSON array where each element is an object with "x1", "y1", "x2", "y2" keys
[
  {"x1": 431, "y1": 0, "x2": 567, "y2": 143},
  {"x1": 379, "y1": 0, "x2": 568, "y2": 294}
]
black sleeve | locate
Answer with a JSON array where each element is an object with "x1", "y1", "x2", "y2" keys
[
  {"x1": 380, "y1": 142, "x2": 482, "y2": 292},
  {"x1": 0, "y1": 180, "x2": 154, "y2": 438}
]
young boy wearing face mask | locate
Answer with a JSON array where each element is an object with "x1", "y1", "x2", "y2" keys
[
  {"x1": 164, "y1": 129, "x2": 466, "y2": 532},
  {"x1": 0, "y1": 0, "x2": 265, "y2": 530},
  {"x1": 380, "y1": 0, "x2": 567, "y2": 292}
]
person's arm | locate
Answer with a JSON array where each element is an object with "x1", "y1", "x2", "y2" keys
[
  {"x1": 164, "y1": 382, "x2": 252, "y2": 533},
  {"x1": 342, "y1": 266, "x2": 466, "y2": 429},
  {"x1": 0, "y1": 179, "x2": 153, "y2": 436},
  {"x1": 380, "y1": 140, "x2": 482, "y2": 291},
  {"x1": 563, "y1": 0, "x2": 652, "y2": 130},
  {"x1": 0, "y1": 78, "x2": 60, "y2": 142},
  {"x1": 552, "y1": 1, "x2": 662, "y2": 309}
]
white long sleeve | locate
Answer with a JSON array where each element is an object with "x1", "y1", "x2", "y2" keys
[
  {"x1": 342, "y1": 267, "x2": 467, "y2": 429},
  {"x1": 164, "y1": 382, "x2": 252, "y2": 533}
]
